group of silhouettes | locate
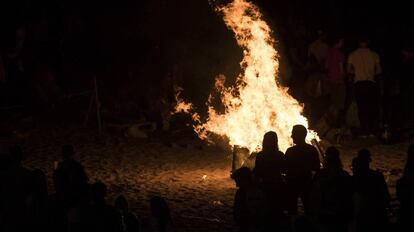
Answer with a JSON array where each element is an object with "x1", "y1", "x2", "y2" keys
[
  {"x1": 1, "y1": 126, "x2": 414, "y2": 232},
  {"x1": 0, "y1": 145, "x2": 173, "y2": 232},
  {"x1": 232, "y1": 124, "x2": 414, "y2": 232}
]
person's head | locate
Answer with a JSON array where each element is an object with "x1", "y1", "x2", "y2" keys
[
  {"x1": 150, "y1": 196, "x2": 171, "y2": 223},
  {"x1": 115, "y1": 195, "x2": 129, "y2": 212},
  {"x1": 262, "y1": 131, "x2": 279, "y2": 152},
  {"x1": 403, "y1": 144, "x2": 414, "y2": 178},
  {"x1": 62, "y1": 144, "x2": 74, "y2": 160},
  {"x1": 292, "y1": 125, "x2": 307, "y2": 145},
  {"x1": 231, "y1": 167, "x2": 253, "y2": 188},
  {"x1": 316, "y1": 30, "x2": 326, "y2": 41},
  {"x1": 357, "y1": 148, "x2": 372, "y2": 170},
  {"x1": 358, "y1": 37, "x2": 370, "y2": 48},
  {"x1": 324, "y1": 146, "x2": 342, "y2": 170},
  {"x1": 92, "y1": 181, "x2": 107, "y2": 203}
]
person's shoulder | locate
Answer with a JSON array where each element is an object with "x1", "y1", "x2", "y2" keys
[
  {"x1": 369, "y1": 49, "x2": 379, "y2": 55},
  {"x1": 255, "y1": 151, "x2": 265, "y2": 159},
  {"x1": 256, "y1": 151, "x2": 264, "y2": 156},
  {"x1": 305, "y1": 143, "x2": 318, "y2": 152},
  {"x1": 286, "y1": 145, "x2": 298, "y2": 151},
  {"x1": 285, "y1": 146, "x2": 297, "y2": 154},
  {"x1": 349, "y1": 50, "x2": 358, "y2": 58},
  {"x1": 276, "y1": 150, "x2": 285, "y2": 156},
  {"x1": 371, "y1": 50, "x2": 380, "y2": 60}
]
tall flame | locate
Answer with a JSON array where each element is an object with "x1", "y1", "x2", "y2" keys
[{"x1": 176, "y1": 0, "x2": 318, "y2": 152}]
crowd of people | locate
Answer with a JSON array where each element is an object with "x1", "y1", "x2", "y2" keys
[
  {"x1": 290, "y1": 29, "x2": 414, "y2": 141},
  {"x1": 0, "y1": 144, "x2": 173, "y2": 232},
  {"x1": 1, "y1": 124, "x2": 413, "y2": 232},
  {"x1": 232, "y1": 125, "x2": 414, "y2": 232}
]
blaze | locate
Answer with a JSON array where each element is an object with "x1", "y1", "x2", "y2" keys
[{"x1": 175, "y1": 0, "x2": 318, "y2": 152}]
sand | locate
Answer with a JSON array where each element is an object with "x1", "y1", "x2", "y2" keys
[{"x1": 20, "y1": 124, "x2": 411, "y2": 231}]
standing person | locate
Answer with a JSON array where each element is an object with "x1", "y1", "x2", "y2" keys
[
  {"x1": 305, "y1": 30, "x2": 328, "y2": 102},
  {"x1": 396, "y1": 144, "x2": 414, "y2": 231},
  {"x1": 325, "y1": 37, "x2": 346, "y2": 128},
  {"x1": 311, "y1": 147, "x2": 353, "y2": 232},
  {"x1": 285, "y1": 125, "x2": 320, "y2": 215},
  {"x1": 114, "y1": 195, "x2": 140, "y2": 232},
  {"x1": 253, "y1": 131, "x2": 285, "y2": 231},
  {"x1": 400, "y1": 47, "x2": 414, "y2": 125},
  {"x1": 232, "y1": 167, "x2": 265, "y2": 232},
  {"x1": 308, "y1": 30, "x2": 329, "y2": 69},
  {"x1": 347, "y1": 38, "x2": 382, "y2": 137},
  {"x1": 53, "y1": 145, "x2": 89, "y2": 206},
  {"x1": 141, "y1": 196, "x2": 173, "y2": 232},
  {"x1": 351, "y1": 149, "x2": 390, "y2": 232}
]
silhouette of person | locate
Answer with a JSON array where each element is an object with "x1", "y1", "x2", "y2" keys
[
  {"x1": 26, "y1": 168, "x2": 48, "y2": 230},
  {"x1": 66, "y1": 184, "x2": 94, "y2": 232},
  {"x1": 396, "y1": 144, "x2": 414, "y2": 231},
  {"x1": 311, "y1": 147, "x2": 353, "y2": 232},
  {"x1": 0, "y1": 145, "x2": 34, "y2": 231},
  {"x1": 351, "y1": 149, "x2": 390, "y2": 232},
  {"x1": 232, "y1": 167, "x2": 265, "y2": 232},
  {"x1": 253, "y1": 131, "x2": 285, "y2": 231},
  {"x1": 115, "y1": 195, "x2": 140, "y2": 232},
  {"x1": 141, "y1": 196, "x2": 173, "y2": 232},
  {"x1": 347, "y1": 38, "x2": 382, "y2": 137},
  {"x1": 90, "y1": 181, "x2": 123, "y2": 232},
  {"x1": 285, "y1": 125, "x2": 320, "y2": 215},
  {"x1": 53, "y1": 145, "x2": 88, "y2": 206}
]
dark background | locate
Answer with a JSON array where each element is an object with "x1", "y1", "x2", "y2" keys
[{"x1": 0, "y1": 0, "x2": 413, "y2": 125}]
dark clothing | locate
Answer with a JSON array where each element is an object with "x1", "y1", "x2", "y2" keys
[
  {"x1": 311, "y1": 169, "x2": 353, "y2": 232},
  {"x1": 53, "y1": 158, "x2": 88, "y2": 206},
  {"x1": 234, "y1": 186, "x2": 265, "y2": 232},
  {"x1": 91, "y1": 203, "x2": 123, "y2": 232},
  {"x1": 396, "y1": 176, "x2": 414, "y2": 230},
  {"x1": 0, "y1": 166, "x2": 34, "y2": 231},
  {"x1": 285, "y1": 143, "x2": 320, "y2": 214},
  {"x1": 354, "y1": 81, "x2": 380, "y2": 135},
  {"x1": 254, "y1": 150, "x2": 285, "y2": 185},
  {"x1": 285, "y1": 144, "x2": 320, "y2": 181},
  {"x1": 352, "y1": 169, "x2": 390, "y2": 232},
  {"x1": 53, "y1": 159, "x2": 88, "y2": 191},
  {"x1": 121, "y1": 212, "x2": 140, "y2": 232},
  {"x1": 253, "y1": 150, "x2": 285, "y2": 230}
]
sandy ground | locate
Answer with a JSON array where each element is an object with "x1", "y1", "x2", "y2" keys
[{"x1": 19, "y1": 123, "x2": 412, "y2": 231}]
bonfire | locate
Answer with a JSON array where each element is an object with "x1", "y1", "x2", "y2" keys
[{"x1": 175, "y1": 0, "x2": 319, "y2": 154}]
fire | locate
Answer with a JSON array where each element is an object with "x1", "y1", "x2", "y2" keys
[
  {"x1": 174, "y1": 87, "x2": 201, "y2": 123},
  {"x1": 175, "y1": 0, "x2": 318, "y2": 152}
]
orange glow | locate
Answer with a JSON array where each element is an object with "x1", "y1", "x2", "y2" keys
[{"x1": 175, "y1": 0, "x2": 318, "y2": 152}]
